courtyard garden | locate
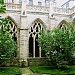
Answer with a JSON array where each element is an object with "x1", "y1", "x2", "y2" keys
[
  {"x1": 0, "y1": 67, "x2": 21, "y2": 75},
  {"x1": 0, "y1": 0, "x2": 75, "y2": 75},
  {"x1": 0, "y1": 1, "x2": 21, "y2": 75},
  {"x1": 0, "y1": 18, "x2": 22, "y2": 75},
  {"x1": 30, "y1": 66, "x2": 75, "y2": 74},
  {"x1": 36, "y1": 22, "x2": 75, "y2": 74}
]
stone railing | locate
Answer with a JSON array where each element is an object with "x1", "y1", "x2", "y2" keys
[
  {"x1": 71, "y1": 6, "x2": 75, "y2": 12},
  {"x1": 6, "y1": 3, "x2": 21, "y2": 11},
  {"x1": 6, "y1": 3, "x2": 49, "y2": 13},
  {"x1": 53, "y1": 7, "x2": 74, "y2": 15},
  {"x1": 26, "y1": 5, "x2": 49, "y2": 13},
  {"x1": 5, "y1": 3, "x2": 75, "y2": 15}
]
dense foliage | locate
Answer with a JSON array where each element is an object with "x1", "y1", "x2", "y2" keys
[
  {"x1": 0, "y1": 0, "x2": 17, "y2": 66},
  {"x1": 30, "y1": 66, "x2": 75, "y2": 74},
  {"x1": 0, "y1": 18, "x2": 17, "y2": 66},
  {"x1": 0, "y1": 0, "x2": 6, "y2": 13},
  {"x1": 0, "y1": 67, "x2": 21, "y2": 75},
  {"x1": 38, "y1": 25, "x2": 75, "y2": 68}
]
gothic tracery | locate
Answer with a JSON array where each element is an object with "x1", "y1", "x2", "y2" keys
[
  {"x1": 29, "y1": 20, "x2": 44, "y2": 57},
  {"x1": 7, "y1": 19, "x2": 17, "y2": 43}
]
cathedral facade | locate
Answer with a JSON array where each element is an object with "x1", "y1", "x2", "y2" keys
[{"x1": 1, "y1": 0, "x2": 75, "y2": 62}]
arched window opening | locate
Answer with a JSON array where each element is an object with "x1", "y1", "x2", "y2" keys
[
  {"x1": 29, "y1": 34, "x2": 33, "y2": 57},
  {"x1": 0, "y1": 18, "x2": 18, "y2": 57},
  {"x1": 7, "y1": 19, "x2": 18, "y2": 57},
  {"x1": 29, "y1": 21, "x2": 45, "y2": 57},
  {"x1": 7, "y1": 20, "x2": 17, "y2": 44},
  {"x1": 58, "y1": 20, "x2": 69, "y2": 30},
  {"x1": 73, "y1": 18, "x2": 75, "y2": 25}
]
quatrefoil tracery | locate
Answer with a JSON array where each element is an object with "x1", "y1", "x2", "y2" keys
[
  {"x1": 7, "y1": 20, "x2": 17, "y2": 42},
  {"x1": 29, "y1": 22, "x2": 43, "y2": 37}
]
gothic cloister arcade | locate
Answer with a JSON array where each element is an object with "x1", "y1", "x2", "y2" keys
[
  {"x1": 6, "y1": 16, "x2": 19, "y2": 56},
  {"x1": 28, "y1": 19, "x2": 46, "y2": 58},
  {"x1": 58, "y1": 20, "x2": 69, "y2": 28}
]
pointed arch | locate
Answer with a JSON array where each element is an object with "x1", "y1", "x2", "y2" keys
[
  {"x1": 28, "y1": 18, "x2": 46, "y2": 57},
  {"x1": 73, "y1": 18, "x2": 75, "y2": 25},
  {"x1": 4, "y1": 16, "x2": 19, "y2": 44},
  {"x1": 58, "y1": 20, "x2": 70, "y2": 28},
  {"x1": 6, "y1": 16, "x2": 18, "y2": 28},
  {"x1": 0, "y1": 16, "x2": 20, "y2": 57},
  {"x1": 28, "y1": 18, "x2": 47, "y2": 30}
]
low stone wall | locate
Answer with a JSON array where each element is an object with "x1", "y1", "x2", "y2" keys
[
  {"x1": 27, "y1": 57, "x2": 52, "y2": 66},
  {"x1": 27, "y1": 57, "x2": 75, "y2": 66}
]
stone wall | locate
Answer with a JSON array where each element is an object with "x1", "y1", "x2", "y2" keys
[
  {"x1": 27, "y1": 57, "x2": 75, "y2": 66},
  {"x1": 27, "y1": 57, "x2": 52, "y2": 66}
]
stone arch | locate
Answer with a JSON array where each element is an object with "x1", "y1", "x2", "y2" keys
[
  {"x1": 6, "y1": 16, "x2": 18, "y2": 28},
  {"x1": 28, "y1": 18, "x2": 46, "y2": 57},
  {"x1": 5, "y1": 16, "x2": 20, "y2": 57},
  {"x1": 0, "y1": 16, "x2": 20, "y2": 57},
  {"x1": 5, "y1": 16, "x2": 18, "y2": 43},
  {"x1": 58, "y1": 20, "x2": 69, "y2": 29},
  {"x1": 73, "y1": 18, "x2": 75, "y2": 25},
  {"x1": 28, "y1": 18, "x2": 47, "y2": 29}
]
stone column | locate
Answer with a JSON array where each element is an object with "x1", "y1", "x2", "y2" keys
[
  {"x1": 21, "y1": 0, "x2": 27, "y2": 29},
  {"x1": 48, "y1": 0, "x2": 54, "y2": 30},
  {"x1": 49, "y1": 1, "x2": 54, "y2": 17},
  {"x1": 33, "y1": 36, "x2": 35, "y2": 57},
  {"x1": 17, "y1": 28, "x2": 20, "y2": 58},
  {"x1": 20, "y1": 0, "x2": 28, "y2": 61},
  {"x1": 21, "y1": 0, "x2": 27, "y2": 16},
  {"x1": 20, "y1": 29, "x2": 29, "y2": 60},
  {"x1": 38, "y1": 34, "x2": 41, "y2": 57},
  {"x1": 39, "y1": 47, "x2": 41, "y2": 57}
]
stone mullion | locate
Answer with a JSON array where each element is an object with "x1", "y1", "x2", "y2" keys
[
  {"x1": 17, "y1": 28, "x2": 20, "y2": 58},
  {"x1": 40, "y1": 24, "x2": 42, "y2": 30},
  {"x1": 38, "y1": 24, "x2": 40, "y2": 33},
  {"x1": 33, "y1": 36, "x2": 35, "y2": 58},
  {"x1": 38, "y1": 33, "x2": 41, "y2": 58},
  {"x1": 29, "y1": 22, "x2": 43, "y2": 58},
  {"x1": 39, "y1": 47, "x2": 41, "y2": 57}
]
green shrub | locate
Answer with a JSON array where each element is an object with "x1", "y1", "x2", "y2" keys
[
  {"x1": 0, "y1": 18, "x2": 17, "y2": 66},
  {"x1": 38, "y1": 25, "x2": 75, "y2": 68},
  {"x1": 0, "y1": 67, "x2": 21, "y2": 75}
]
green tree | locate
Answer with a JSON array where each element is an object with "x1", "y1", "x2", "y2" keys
[
  {"x1": 0, "y1": 0, "x2": 17, "y2": 66},
  {"x1": 0, "y1": 18, "x2": 17, "y2": 66},
  {"x1": 38, "y1": 25, "x2": 75, "y2": 68},
  {"x1": 0, "y1": 0, "x2": 6, "y2": 13}
]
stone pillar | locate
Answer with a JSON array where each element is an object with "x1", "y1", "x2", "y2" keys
[
  {"x1": 48, "y1": 0, "x2": 54, "y2": 30},
  {"x1": 38, "y1": 34, "x2": 41, "y2": 57},
  {"x1": 21, "y1": 0, "x2": 27, "y2": 29},
  {"x1": 20, "y1": 29, "x2": 29, "y2": 60},
  {"x1": 20, "y1": 0, "x2": 28, "y2": 62},
  {"x1": 21, "y1": 0, "x2": 27, "y2": 16},
  {"x1": 17, "y1": 28, "x2": 20, "y2": 58},
  {"x1": 49, "y1": 1, "x2": 54, "y2": 17},
  {"x1": 39, "y1": 47, "x2": 41, "y2": 57},
  {"x1": 33, "y1": 36, "x2": 35, "y2": 57}
]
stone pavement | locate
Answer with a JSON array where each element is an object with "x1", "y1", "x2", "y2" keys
[
  {"x1": 21, "y1": 67, "x2": 48, "y2": 75},
  {"x1": 21, "y1": 67, "x2": 33, "y2": 75}
]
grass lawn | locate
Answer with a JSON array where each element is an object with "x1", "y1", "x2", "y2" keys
[
  {"x1": 30, "y1": 66, "x2": 75, "y2": 74},
  {"x1": 0, "y1": 67, "x2": 21, "y2": 75}
]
